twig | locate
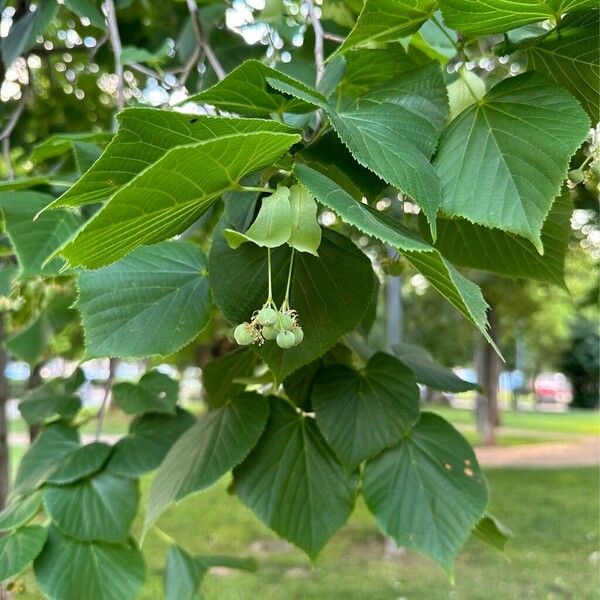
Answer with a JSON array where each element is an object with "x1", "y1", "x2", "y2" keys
[
  {"x1": 128, "y1": 62, "x2": 174, "y2": 87},
  {"x1": 103, "y1": 0, "x2": 124, "y2": 113},
  {"x1": 323, "y1": 31, "x2": 345, "y2": 44},
  {"x1": 95, "y1": 357, "x2": 117, "y2": 440},
  {"x1": 90, "y1": 30, "x2": 109, "y2": 60},
  {"x1": 2, "y1": 139, "x2": 13, "y2": 180},
  {"x1": 305, "y1": 0, "x2": 324, "y2": 85},
  {"x1": 0, "y1": 90, "x2": 28, "y2": 142},
  {"x1": 185, "y1": 0, "x2": 225, "y2": 81}
]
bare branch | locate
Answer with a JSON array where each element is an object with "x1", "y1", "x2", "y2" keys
[
  {"x1": 185, "y1": 0, "x2": 226, "y2": 82},
  {"x1": 102, "y1": 0, "x2": 125, "y2": 113},
  {"x1": 95, "y1": 357, "x2": 117, "y2": 440},
  {"x1": 0, "y1": 90, "x2": 28, "y2": 142},
  {"x1": 128, "y1": 62, "x2": 174, "y2": 87},
  {"x1": 323, "y1": 31, "x2": 345, "y2": 44},
  {"x1": 305, "y1": 0, "x2": 325, "y2": 85}
]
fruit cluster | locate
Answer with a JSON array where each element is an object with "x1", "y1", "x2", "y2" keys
[{"x1": 234, "y1": 306, "x2": 304, "y2": 350}]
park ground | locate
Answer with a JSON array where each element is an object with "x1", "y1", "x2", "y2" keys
[{"x1": 10, "y1": 407, "x2": 600, "y2": 600}]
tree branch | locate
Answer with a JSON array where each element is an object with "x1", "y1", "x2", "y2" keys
[
  {"x1": 185, "y1": 0, "x2": 225, "y2": 82},
  {"x1": 102, "y1": 0, "x2": 124, "y2": 112},
  {"x1": 305, "y1": 0, "x2": 325, "y2": 85},
  {"x1": 323, "y1": 31, "x2": 345, "y2": 44},
  {"x1": 95, "y1": 358, "x2": 117, "y2": 440}
]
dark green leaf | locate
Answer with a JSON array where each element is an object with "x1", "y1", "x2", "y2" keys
[
  {"x1": 434, "y1": 72, "x2": 589, "y2": 251},
  {"x1": 364, "y1": 412, "x2": 487, "y2": 571},
  {"x1": 18, "y1": 379, "x2": 81, "y2": 425},
  {"x1": 523, "y1": 10, "x2": 599, "y2": 121},
  {"x1": 113, "y1": 371, "x2": 178, "y2": 416},
  {"x1": 164, "y1": 545, "x2": 206, "y2": 600},
  {"x1": 64, "y1": 0, "x2": 106, "y2": 29},
  {"x1": 234, "y1": 400, "x2": 358, "y2": 559},
  {"x1": 145, "y1": 393, "x2": 269, "y2": 532},
  {"x1": 107, "y1": 408, "x2": 195, "y2": 478},
  {"x1": 210, "y1": 228, "x2": 375, "y2": 380},
  {"x1": 425, "y1": 192, "x2": 572, "y2": 287},
  {"x1": 187, "y1": 60, "x2": 316, "y2": 116},
  {"x1": 202, "y1": 349, "x2": 258, "y2": 408},
  {"x1": 44, "y1": 471, "x2": 139, "y2": 543},
  {"x1": 473, "y1": 514, "x2": 513, "y2": 551},
  {"x1": 34, "y1": 527, "x2": 145, "y2": 600},
  {"x1": 293, "y1": 164, "x2": 495, "y2": 350},
  {"x1": 47, "y1": 442, "x2": 112, "y2": 485},
  {"x1": 440, "y1": 0, "x2": 596, "y2": 34},
  {"x1": 0, "y1": 191, "x2": 80, "y2": 277},
  {"x1": 313, "y1": 352, "x2": 420, "y2": 468},
  {"x1": 0, "y1": 525, "x2": 47, "y2": 581},
  {"x1": 394, "y1": 342, "x2": 478, "y2": 392},
  {"x1": 0, "y1": 491, "x2": 43, "y2": 532},
  {"x1": 12, "y1": 424, "x2": 79, "y2": 496},
  {"x1": 76, "y1": 242, "x2": 212, "y2": 359},
  {"x1": 334, "y1": 0, "x2": 437, "y2": 55},
  {"x1": 50, "y1": 110, "x2": 294, "y2": 209}
]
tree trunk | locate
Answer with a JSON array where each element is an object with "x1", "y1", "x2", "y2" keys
[
  {"x1": 0, "y1": 312, "x2": 10, "y2": 510},
  {"x1": 475, "y1": 306, "x2": 501, "y2": 446},
  {"x1": 26, "y1": 363, "x2": 42, "y2": 442}
]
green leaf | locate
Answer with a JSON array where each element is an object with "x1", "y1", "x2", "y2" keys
[
  {"x1": 447, "y1": 70, "x2": 486, "y2": 120},
  {"x1": 107, "y1": 408, "x2": 195, "y2": 478},
  {"x1": 72, "y1": 140, "x2": 103, "y2": 175},
  {"x1": 0, "y1": 525, "x2": 47, "y2": 581},
  {"x1": 288, "y1": 184, "x2": 321, "y2": 255},
  {"x1": 364, "y1": 412, "x2": 487, "y2": 571},
  {"x1": 473, "y1": 514, "x2": 513, "y2": 551},
  {"x1": 522, "y1": 10, "x2": 599, "y2": 121},
  {"x1": 47, "y1": 442, "x2": 112, "y2": 485},
  {"x1": 186, "y1": 59, "x2": 316, "y2": 116},
  {"x1": 234, "y1": 400, "x2": 358, "y2": 559},
  {"x1": 210, "y1": 228, "x2": 376, "y2": 380},
  {"x1": 312, "y1": 352, "x2": 420, "y2": 469},
  {"x1": 0, "y1": 176, "x2": 56, "y2": 192},
  {"x1": 202, "y1": 349, "x2": 258, "y2": 408},
  {"x1": 58, "y1": 130, "x2": 300, "y2": 269},
  {"x1": 164, "y1": 546, "x2": 258, "y2": 600},
  {"x1": 34, "y1": 526, "x2": 145, "y2": 600},
  {"x1": 0, "y1": 491, "x2": 43, "y2": 532},
  {"x1": 224, "y1": 187, "x2": 292, "y2": 249},
  {"x1": 440, "y1": 0, "x2": 596, "y2": 34},
  {"x1": 1, "y1": 1, "x2": 58, "y2": 67},
  {"x1": 0, "y1": 264, "x2": 17, "y2": 297},
  {"x1": 334, "y1": 0, "x2": 437, "y2": 55},
  {"x1": 164, "y1": 545, "x2": 207, "y2": 600},
  {"x1": 113, "y1": 371, "x2": 178, "y2": 416},
  {"x1": 0, "y1": 191, "x2": 80, "y2": 278},
  {"x1": 76, "y1": 242, "x2": 212, "y2": 359},
  {"x1": 64, "y1": 0, "x2": 106, "y2": 29},
  {"x1": 339, "y1": 46, "x2": 430, "y2": 100},
  {"x1": 434, "y1": 72, "x2": 589, "y2": 252},
  {"x1": 6, "y1": 314, "x2": 48, "y2": 366},
  {"x1": 49, "y1": 110, "x2": 293, "y2": 209},
  {"x1": 393, "y1": 342, "x2": 478, "y2": 392},
  {"x1": 18, "y1": 379, "x2": 81, "y2": 425},
  {"x1": 270, "y1": 63, "x2": 449, "y2": 235},
  {"x1": 121, "y1": 41, "x2": 170, "y2": 66},
  {"x1": 145, "y1": 393, "x2": 269, "y2": 532},
  {"x1": 293, "y1": 164, "x2": 495, "y2": 350},
  {"x1": 425, "y1": 192, "x2": 572, "y2": 287},
  {"x1": 30, "y1": 132, "x2": 112, "y2": 163},
  {"x1": 44, "y1": 471, "x2": 139, "y2": 543},
  {"x1": 12, "y1": 424, "x2": 79, "y2": 496}
]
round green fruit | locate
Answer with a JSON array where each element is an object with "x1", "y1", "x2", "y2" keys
[
  {"x1": 257, "y1": 307, "x2": 277, "y2": 326},
  {"x1": 292, "y1": 326, "x2": 304, "y2": 345},
  {"x1": 262, "y1": 324, "x2": 278, "y2": 340},
  {"x1": 568, "y1": 169, "x2": 584, "y2": 184},
  {"x1": 279, "y1": 312, "x2": 294, "y2": 330},
  {"x1": 276, "y1": 330, "x2": 296, "y2": 349},
  {"x1": 234, "y1": 323, "x2": 255, "y2": 346}
]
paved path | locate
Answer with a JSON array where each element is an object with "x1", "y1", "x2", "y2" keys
[{"x1": 475, "y1": 435, "x2": 599, "y2": 468}]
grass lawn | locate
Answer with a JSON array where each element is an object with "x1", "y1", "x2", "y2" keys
[
  {"x1": 431, "y1": 406, "x2": 600, "y2": 435},
  {"x1": 16, "y1": 467, "x2": 599, "y2": 599}
]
